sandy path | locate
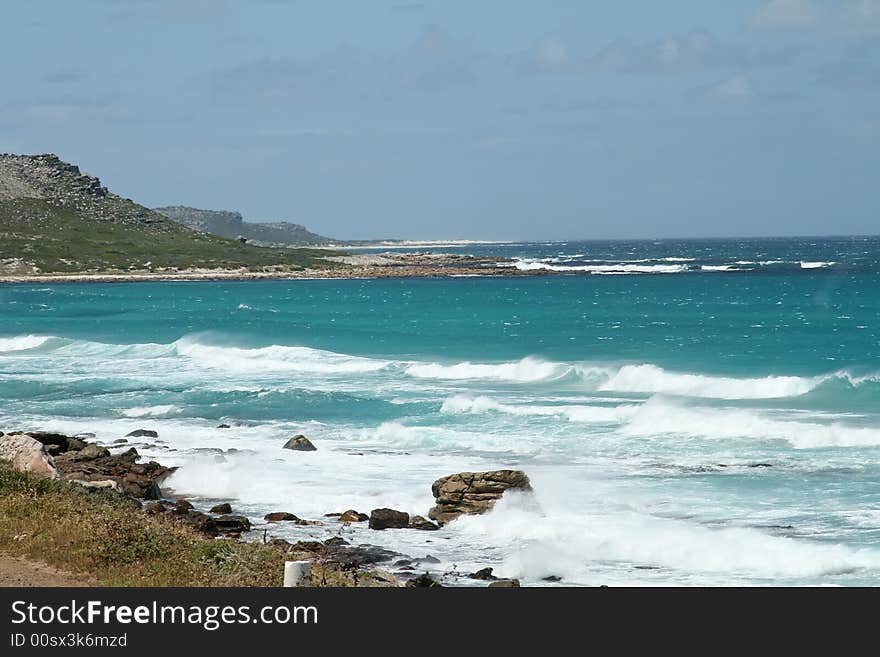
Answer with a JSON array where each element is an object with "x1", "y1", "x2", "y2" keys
[{"x1": 0, "y1": 554, "x2": 90, "y2": 587}]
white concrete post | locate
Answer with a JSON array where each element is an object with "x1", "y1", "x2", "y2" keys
[{"x1": 283, "y1": 560, "x2": 311, "y2": 587}]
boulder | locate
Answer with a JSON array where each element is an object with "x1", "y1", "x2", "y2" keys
[
  {"x1": 75, "y1": 444, "x2": 110, "y2": 460},
  {"x1": 428, "y1": 470, "x2": 531, "y2": 523},
  {"x1": 406, "y1": 573, "x2": 442, "y2": 588},
  {"x1": 468, "y1": 567, "x2": 497, "y2": 581},
  {"x1": 53, "y1": 445, "x2": 173, "y2": 499},
  {"x1": 0, "y1": 434, "x2": 59, "y2": 479},
  {"x1": 488, "y1": 579, "x2": 520, "y2": 588},
  {"x1": 210, "y1": 502, "x2": 232, "y2": 514},
  {"x1": 173, "y1": 499, "x2": 194, "y2": 514},
  {"x1": 369, "y1": 508, "x2": 410, "y2": 530},
  {"x1": 214, "y1": 514, "x2": 251, "y2": 534},
  {"x1": 264, "y1": 512, "x2": 300, "y2": 522},
  {"x1": 283, "y1": 434, "x2": 316, "y2": 451},
  {"x1": 126, "y1": 429, "x2": 158, "y2": 438},
  {"x1": 409, "y1": 515, "x2": 439, "y2": 531},
  {"x1": 338, "y1": 509, "x2": 369, "y2": 523}
]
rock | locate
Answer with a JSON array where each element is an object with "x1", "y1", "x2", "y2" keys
[
  {"x1": 409, "y1": 515, "x2": 439, "y2": 531},
  {"x1": 214, "y1": 514, "x2": 250, "y2": 534},
  {"x1": 338, "y1": 509, "x2": 369, "y2": 523},
  {"x1": 369, "y1": 508, "x2": 410, "y2": 530},
  {"x1": 179, "y1": 511, "x2": 218, "y2": 536},
  {"x1": 406, "y1": 573, "x2": 442, "y2": 588},
  {"x1": 428, "y1": 470, "x2": 532, "y2": 523},
  {"x1": 173, "y1": 499, "x2": 194, "y2": 514},
  {"x1": 112, "y1": 439, "x2": 128, "y2": 444},
  {"x1": 210, "y1": 502, "x2": 232, "y2": 514},
  {"x1": 216, "y1": 424, "x2": 231, "y2": 429},
  {"x1": 126, "y1": 429, "x2": 158, "y2": 438},
  {"x1": 324, "y1": 536, "x2": 349, "y2": 547},
  {"x1": 72, "y1": 479, "x2": 121, "y2": 492},
  {"x1": 264, "y1": 512, "x2": 300, "y2": 522},
  {"x1": 144, "y1": 501, "x2": 168, "y2": 516},
  {"x1": 488, "y1": 579, "x2": 520, "y2": 588},
  {"x1": 53, "y1": 444, "x2": 173, "y2": 499},
  {"x1": 542, "y1": 575, "x2": 562, "y2": 582},
  {"x1": 282, "y1": 434, "x2": 316, "y2": 451},
  {"x1": 75, "y1": 444, "x2": 110, "y2": 460},
  {"x1": 468, "y1": 567, "x2": 497, "y2": 581},
  {"x1": 26, "y1": 432, "x2": 85, "y2": 453},
  {"x1": 0, "y1": 434, "x2": 58, "y2": 479}
]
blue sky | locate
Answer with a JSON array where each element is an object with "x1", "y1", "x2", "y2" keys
[{"x1": 1, "y1": 1, "x2": 878, "y2": 239}]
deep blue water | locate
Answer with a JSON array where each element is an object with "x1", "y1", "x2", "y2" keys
[{"x1": 1, "y1": 237, "x2": 879, "y2": 585}]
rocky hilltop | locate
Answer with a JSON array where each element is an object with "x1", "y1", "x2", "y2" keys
[
  {"x1": 155, "y1": 205, "x2": 332, "y2": 246},
  {"x1": 0, "y1": 153, "x2": 332, "y2": 274}
]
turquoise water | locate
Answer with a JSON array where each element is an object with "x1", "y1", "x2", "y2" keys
[{"x1": 2, "y1": 237, "x2": 880, "y2": 585}]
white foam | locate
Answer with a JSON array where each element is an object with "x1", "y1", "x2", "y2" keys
[
  {"x1": 0, "y1": 335, "x2": 51, "y2": 352},
  {"x1": 405, "y1": 357, "x2": 579, "y2": 383},
  {"x1": 440, "y1": 394, "x2": 637, "y2": 423},
  {"x1": 457, "y1": 490, "x2": 880, "y2": 582},
  {"x1": 121, "y1": 405, "x2": 180, "y2": 418},
  {"x1": 173, "y1": 338, "x2": 393, "y2": 374},
  {"x1": 600, "y1": 363, "x2": 818, "y2": 399},
  {"x1": 621, "y1": 399, "x2": 880, "y2": 448},
  {"x1": 512, "y1": 259, "x2": 688, "y2": 274},
  {"x1": 801, "y1": 261, "x2": 835, "y2": 269}
]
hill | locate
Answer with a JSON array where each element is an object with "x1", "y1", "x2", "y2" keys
[
  {"x1": 154, "y1": 206, "x2": 333, "y2": 246},
  {"x1": 0, "y1": 154, "x2": 333, "y2": 275}
]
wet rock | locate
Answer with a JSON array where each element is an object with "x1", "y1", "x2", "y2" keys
[
  {"x1": 283, "y1": 434, "x2": 316, "y2": 451},
  {"x1": 216, "y1": 424, "x2": 231, "y2": 429},
  {"x1": 112, "y1": 439, "x2": 128, "y2": 444},
  {"x1": 748, "y1": 463, "x2": 773, "y2": 468},
  {"x1": 179, "y1": 511, "x2": 218, "y2": 536},
  {"x1": 264, "y1": 512, "x2": 300, "y2": 522},
  {"x1": 429, "y1": 470, "x2": 532, "y2": 523},
  {"x1": 214, "y1": 514, "x2": 250, "y2": 534},
  {"x1": 210, "y1": 503, "x2": 232, "y2": 514},
  {"x1": 542, "y1": 575, "x2": 562, "y2": 582},
  {"x1": 409, "y1": 515, "x2": 439, "y2": 531},
  {"x1": 488, "y1": 579, "x2": 520, "y2": 588},
  {"x1": 126, "y1": 429, "x2": 158, "y2": 438},
  {"x1": 324, "y1": 536, "x2": 349, "y2": 547},
  {"x1": 468, "y1": 567, "x2": 497, "y2": 581},
  {"x1": 406, "y1": 573, "x2": 442, "y2": 588},
  {"x1": 338, "y1": 509, "x2": 369, "y2": 523},
  {"x1": 0, "y1": 434, "x2": 58, "y2": 479},
  {"x1": 369, "y1": 508, "x2": 410, "y2": 530}
]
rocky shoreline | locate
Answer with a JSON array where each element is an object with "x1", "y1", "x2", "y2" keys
[
  {"x1": 0, "y1": 252, "x2": 543, "y2": 283},
  {"x1": 0, "y1": 429, "x2": 533, "y2": 587}
]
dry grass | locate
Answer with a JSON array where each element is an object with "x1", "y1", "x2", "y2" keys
[{"x1": 0, "y1": 462, "x2": 285, "y2": 586}]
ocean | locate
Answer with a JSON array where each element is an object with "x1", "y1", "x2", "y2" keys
[{"x1": 2, "y1": 236, "x2": 880, "y2": 586}]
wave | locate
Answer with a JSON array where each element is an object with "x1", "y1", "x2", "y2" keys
[
  {"x1": 172, "y1": 338, "x2": 393, "y2": 374},
  {"x1": 512, "y1": 260, "x2": 689, "y2": 274},
  {"x1": 0, "y1": 335, "x2": 52, "y2": 352},
  {"x1": 701, "y1": 265, "x2": 751, "y2": 272},
  {"x1": 459, "y1": 492, "x2": 880, "y2": 581},
  {"x1": 440, "y1": 394, "x2": 638, "y2": 423},
  {"x1": 621, "y1": 399, "x2": 880, "y2": 448},
  {"x1": 405, "y1": 357, "x2": 593, "y2": 383},
  {"x1": 121, "y1": 405, "x2": 180, "y2": 418},
  {"x1": 599, "y1": 364, "x2": 819, "y2": 399},
  {"x1": 801, "y1": 261, "x2": 836, "y2": 269}
]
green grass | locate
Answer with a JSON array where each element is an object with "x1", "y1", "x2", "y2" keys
[
  {"x1": 0, "y1": 198, "x2": 338, "y2": 274},
  {"x1": 0, "y1": 462, "x2": 285, "y2": 586}
]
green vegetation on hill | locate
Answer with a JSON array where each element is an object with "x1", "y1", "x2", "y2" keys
[
  {"x1": 0, "y1": 198, "x2": 333, "y2": 273},
  {"x1": 0, "y1": 153, "x2": 337, "y2": 275},
  {"x1": 0, "y1": 462, "x2": 284, "y2": 586}
]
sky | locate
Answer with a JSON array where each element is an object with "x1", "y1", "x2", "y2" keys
[{"x1": 1, "y1": 0, "x2": 878, "y2": 240}]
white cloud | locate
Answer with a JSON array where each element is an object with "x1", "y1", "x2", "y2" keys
[
  {"x1": 750, "y1": 0, "x2": 822, "y2": 30},
  {"x1": 750, "y1": 0, "x2": 880, "y2": 36},
  {"x1": 707, "y1": 74, "x2": 755, "y2": 101}
]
